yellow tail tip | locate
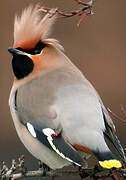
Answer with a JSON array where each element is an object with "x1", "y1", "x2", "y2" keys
[{"x1": 99, "y1": 160, "x2": 122, "y2": 169}]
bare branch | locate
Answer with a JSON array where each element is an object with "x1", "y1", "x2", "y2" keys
[
  {"x1": 107, "y1": 105, "x2": 126, "y2": 124},
  {"x1": 111, "y1": 170, "x2": 120, "y2": 180},
  {"x1": 39, "y1": 0, "x2": 96, "y2": 26},
  {"x1": 120, "y1": 105, "x2": 126, "y2": 120},
  {"x1": 0, "y1": 156, "x2": 126, "y2": 180}
]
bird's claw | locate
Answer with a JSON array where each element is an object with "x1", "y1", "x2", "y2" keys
[{"x1": 38, "y1": 161, "x2": 50, "y2": 176}]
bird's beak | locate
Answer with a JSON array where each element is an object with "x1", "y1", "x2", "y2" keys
[{"x1": 8, "y1": 47, "x2": 27, "y2": 56}]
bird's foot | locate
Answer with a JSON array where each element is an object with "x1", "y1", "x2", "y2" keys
[
  {"x1": 78, "y1": 167, "x2": 89, "y2": 179},
  {"x1": 38, "y1": 161, "x2": 50, "y2": 176}
]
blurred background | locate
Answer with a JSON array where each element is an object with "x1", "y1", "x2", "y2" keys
[{"x1": 0, "y1": 0, "x2": 126, "y2": 179}]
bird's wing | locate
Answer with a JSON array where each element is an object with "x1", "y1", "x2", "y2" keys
[
  {"x1": 84, "y1": 79, "x2": 116, "y2": 130},
  {"x1": 102, "y1": 109, "x2": 126, "y2": 162},
  {"x1": 25, "y1": 123, "x2": 86, "y2": 167},
  {"x1": 99, "y1": 98, "x2": 115, "y2": 130},
  {"x1": 14, "y1": 85, "x2": 86, "y2": 167},
  {"x1": 15, "y1": 75, "x2": 62, "y2": 131},
  {"x1": 80, "y1": 79, "x2": 126, "y2": 162},
  {"x1": 95, "y1": 88, "x2": 126, "y2": 162}
]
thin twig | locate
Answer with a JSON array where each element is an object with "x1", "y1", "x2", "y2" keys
[
  {"x1": 107, "y1": 106, "x2": 126, "y2": 124},
  {"x1": 120, "y1": 105, "x2": 126, "y2": 120},
  {"x1": 111, "y1": 170, "x2": 120, "y2": 180},
  {"x1": 39, "y1": 0, "x2": 96, "y2": 26}
]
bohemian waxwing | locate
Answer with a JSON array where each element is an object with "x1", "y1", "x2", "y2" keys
[{"x1": 8, "y1": 5, "x2": 126, "y2": 170}]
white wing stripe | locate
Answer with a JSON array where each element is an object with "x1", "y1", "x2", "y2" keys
[{"x1": 27, "y1": 123, "x2": 36, "y2": 138}]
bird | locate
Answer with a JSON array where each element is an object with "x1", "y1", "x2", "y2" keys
[{"x1": 8, "y1": 5, "x2": 126, "y2": 171}]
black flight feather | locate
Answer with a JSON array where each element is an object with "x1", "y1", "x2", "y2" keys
[
  {"x1": 103, "y1": 113, "x2": 126, "y2": 162},
  {"x1": 25, "y1": 123, "x2": 86, "y2": 167}
]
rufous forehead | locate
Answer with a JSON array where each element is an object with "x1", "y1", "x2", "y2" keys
[{"x1": 13, "y1": 38, "x2": 40, "y2": 50}]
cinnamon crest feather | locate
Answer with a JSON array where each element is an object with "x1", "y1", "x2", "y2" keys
[{"x1": 13, "y1": 5, "x2": 63, "y2": 51}]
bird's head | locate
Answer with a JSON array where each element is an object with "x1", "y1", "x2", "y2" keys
[{"x1": 8, "y1": 5, "x2": 64, "y2": 80}]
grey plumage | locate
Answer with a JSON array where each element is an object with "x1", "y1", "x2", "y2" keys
[{"x1": 9, "y1": 5, "x2": 126, "y2": 170}]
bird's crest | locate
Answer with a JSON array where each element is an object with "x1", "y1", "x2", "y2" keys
[{"x1": 13, "y1": 5, "x2": 59, "y2": 50}]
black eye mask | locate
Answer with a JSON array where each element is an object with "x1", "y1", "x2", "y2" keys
[{"x1": 17, "y1": 40, "x2": 46, "y2": 55}]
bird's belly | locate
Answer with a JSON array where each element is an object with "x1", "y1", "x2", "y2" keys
[
  {"x1": 56, "y1": 86, "x2": 105, "y2": 129},
  {"x1": 55, "y1": 84, "x2": 105, "y2": 146}
]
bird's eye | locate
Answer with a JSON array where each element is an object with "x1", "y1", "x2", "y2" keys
[
  {"x1": 16, "y1": 41, "x2": 45, "y2": 55},
  {"x1": 34, "y1": 50, "x2": 40, "y2": 54}
]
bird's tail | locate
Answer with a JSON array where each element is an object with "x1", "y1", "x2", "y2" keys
[
  {"x1": 93, "y1": 150, "x2": 122, "y2": 169},
  {"x1": 104, "y1": 124, "x2": 126, "y2": 163}
]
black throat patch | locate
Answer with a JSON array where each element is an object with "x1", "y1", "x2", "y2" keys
[{"x1": 12, "y1": 54, "x2": 34, "y2": 79}]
